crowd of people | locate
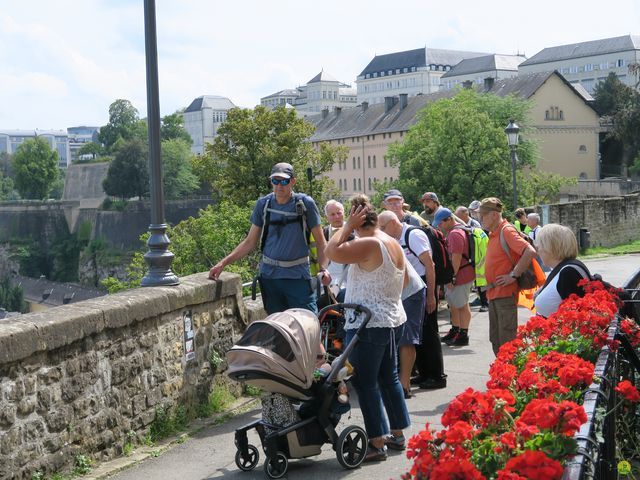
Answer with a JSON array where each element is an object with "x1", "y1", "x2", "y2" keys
[{"x1": 209, "y1": 162, "x2": 591, "y2": 463}]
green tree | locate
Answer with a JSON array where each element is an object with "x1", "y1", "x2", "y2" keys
[
  {"x1": 102, "y1": 139, "x2": 149, "y2": 200},
  {"x1": 194, "y1": 105, "x2": 346, "y2": 203},
  {"x1": 519, "y1": 171, "x2": 577, "y2": 206},
  {"x1": 12, "y1": 137, "x2": 59, "y2": 199},
  {"x1": 77, "y1": 141, "x2": 104, "y2": 160},
  {"x1": 49, "y1": 168, "x2": 66, "y2": 200},
  {"x1": 593, "y1": 73, "x2": 640, "y2": 172},
  {"x1": 387, "y1": 89, "x2": 536, "y2": 211},
  {"x1": 98, "y1": 99, "x2": 145, "y2": 152},
  {"x1": 161, "y1": 112, "x2": 192, "y2": 144},
  {"x1": 0, "y1": 275, "x2": 26, "y2": 313},
  {"x1": 0, "y1": 172, "x2": 14, "y2": 200},
  {"x1": 161, "y1": 139, "x2": 200, "y2": 199}
]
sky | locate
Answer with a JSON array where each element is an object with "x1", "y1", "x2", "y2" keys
[{"x1": 1, "y1": 0, "x2": 639, "y2": 131}]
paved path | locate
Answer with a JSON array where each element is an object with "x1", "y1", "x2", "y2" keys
[{"x1": 101, "y1": 255, "x2": 640, "y2": 480}]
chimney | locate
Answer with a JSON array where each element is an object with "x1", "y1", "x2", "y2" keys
[
  {"x1": 361, "y1": 101, "x2": 369, "y2": 112},
  {"x1": 483, "y1": 77, "x2": 495, "y2": 91},
  {"x1": 384, "y1": 96, "x2": 397, "y2": 113},
  {"x1": 321, "y1": 108, "x2": 329, "y2": 119},
  {"x1": 399, "y1": 93, "x2": 408, "y2": 110},
  {"x1": 334, "y1": 106, "x2": 342, "y2": 115},
  {"x1": 462, "y1": 80, "x2": 473, "y2": 90}
]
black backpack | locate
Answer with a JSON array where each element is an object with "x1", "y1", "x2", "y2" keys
[
  {"x1": 404, "y1": 226, "x2": 454, "y2": 285},
  {"x1": 260, "y1": 193, "x2": 310, "y2": 251}
]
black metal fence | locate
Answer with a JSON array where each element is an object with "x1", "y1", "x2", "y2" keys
[{"x1": 563, "y1": 268, "x2": 640, "y2": 479}]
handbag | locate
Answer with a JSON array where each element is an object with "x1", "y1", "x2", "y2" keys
[{"x1": 499, "y1": 226, "x2": 546, "y2": 290}]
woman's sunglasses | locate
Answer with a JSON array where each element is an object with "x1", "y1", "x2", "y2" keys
[{"x1": 271, "y1": 177, "x2": 291, "y2": 186}]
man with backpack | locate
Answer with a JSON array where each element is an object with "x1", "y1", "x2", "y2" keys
[
  {"x1": 432, "y1": 208, "x2": 477, "y2": 346},
  {"x1": 478, "y1": 197, "x2": 537, "y2": 355},
  {"x1": 208, "y1": 162, "x2": 330, "y2": 315},
  {"x1": 383, "y1": 189, "x2": 424, "y2": 226}
]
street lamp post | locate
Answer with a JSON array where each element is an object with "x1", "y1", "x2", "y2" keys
[
  {"x1": 505, "y1": 119, "x2": 520, "y2": 210},
  {"x1": 140, "y1": 0, "x2": 179, "y2": 287}
]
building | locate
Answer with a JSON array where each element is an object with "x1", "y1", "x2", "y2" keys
[
  {"x1": 10, "y1": 274, "x2": 106, "y2": 312},
  {"x1": 67, "y1": 126, "x2": 100, "y2": 162},
  {"x1": 356, "y1": 47, "x2": 488, "y2": 105},
  {"x1": 519, "y1": 35, "x2": 640, "y2": 93},
  {"x1": 260, "y1": 89, "x2": 301, "y2": 109},
  {"x1": 261, "y1": 71, "x2": 357, "y2": 115},
  {"x1": 182, "y1": 95, "x2": 236, "y2": 155},
  {"x1": 308, "y1": 71, "x2": 601, "y2": 198},
  {"x1": 0, "y1": 129, "x2": 71, "y2": 168},
  {"x1": 440, "y1": 54, "x2": 526, "y2": 91}
]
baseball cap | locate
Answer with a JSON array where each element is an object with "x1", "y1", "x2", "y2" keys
[
  {"x1": 478, "y1": 197, "x2": 503, "y2": 213},
  {"x1": 269, "y1": 162, "x2": 295, "y2": 179},
  {"x1": 468, "y1": 200, "x2": 481, "y2": 211},
  {"x1": 432, "y1": 207, "x2": 453, "y2": 228},
  {"x1": 422, "y1": 192, "x2": 439, "y2": 203},
  {"x1": 383, "y1": 189, "x2": 403, "y2": 201}
]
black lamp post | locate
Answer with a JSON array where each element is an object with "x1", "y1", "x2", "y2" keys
[
  {"x1": 505, "y1": 119, "x2": 520, "y2": 210},
  {"x1": 140, "y1": 0, "x2": 179, "y2": 287}
]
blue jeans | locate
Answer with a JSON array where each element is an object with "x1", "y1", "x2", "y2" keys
[
  {"x1": 259, "y1": 277, "x2": 317, "y2": 315},
  {"x1": 345, "y1": 325, "x2": 411, "y2": 439}
]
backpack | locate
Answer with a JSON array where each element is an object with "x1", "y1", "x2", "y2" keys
[
  {"x1": 260, "y1": 192, "x2": 310, "y2": 251},
  {"x1": 455, "y1": 225, "x2": 489, "y2": 285},
  {"x1": 404, "y1": 226, "x2": 454, "y2": 285}
]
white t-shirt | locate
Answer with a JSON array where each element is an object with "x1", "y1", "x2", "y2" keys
[
  {"x1": 325, "y1": 226, "x2": 348, "y2": 289},
  {"x1": 399, "y1": 224, "x2": 432, "y2": 278}
]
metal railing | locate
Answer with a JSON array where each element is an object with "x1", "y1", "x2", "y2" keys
[{"x1": 563, "y1": 268, "x2": 640, "y2": 479}]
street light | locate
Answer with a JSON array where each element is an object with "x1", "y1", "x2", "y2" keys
[
  {"x1": 505, "y1": 119, "x2": 520, "y2": 210},
  {"x1": 140, "y1": 0, "x2": 179, "y2": 287}
]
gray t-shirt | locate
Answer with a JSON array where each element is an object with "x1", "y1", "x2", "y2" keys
[{"x1": 251, "y1": 192, "x2": 321, "y2": 279}]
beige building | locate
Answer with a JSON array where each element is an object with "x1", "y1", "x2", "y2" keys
[
  {"x1": 182, "y1": 95, "x2": 236, "y2": 155},
  {"x1": 519, "y1": 35, "x2": 640, "y2": 93},
  {"x1": 308, "y1": 71, "x2": 601, "y2": 198},
  {"x1": 356, "y1": 47, "x2": 488, "y2": 106}
]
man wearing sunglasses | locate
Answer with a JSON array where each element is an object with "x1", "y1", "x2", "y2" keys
[{"x1": 209, "y1": 162, "x2": 330, "y2": 314}]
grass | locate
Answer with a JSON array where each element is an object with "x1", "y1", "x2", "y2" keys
[
  {"x1": 149, "y1": 405, "x2": 189, "y2": 442},
  {"x1": 581, "y1": 238, "x2": 640, "y2": 257},
  {"x1": 197, "y1": 385, "x2": 236, "y2": 418}
]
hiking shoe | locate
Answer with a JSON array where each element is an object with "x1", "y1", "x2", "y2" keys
[
  {"x1": 479, "y1": 305, "x2": 489, "y2": 312},
  {"x1": 410, "y1": 375, "x2": 425, "y2": 386},
  {"x1": 385, "y1": 434, "x2": 406, "y2": 451},
  {"x1": 418, "y1": 376, "x2": 447, "y2": 390},
  {"x1": 470, "y1": 297, "x2": 482, "y2": 307},
  {"x1": 364, "y1": 444, "x2": 388, "y2": 462},
  {"x1": 440, "y1": 327, "x2": 457, "y2": 343},
  {"x1": 449, "y1": 332, "x2": 469, "y2": 347}
]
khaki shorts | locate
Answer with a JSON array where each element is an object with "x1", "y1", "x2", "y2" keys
[{"x1": 445, "y1": 281, "x2": 473, "y2": 308}]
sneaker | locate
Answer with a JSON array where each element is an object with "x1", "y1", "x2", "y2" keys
[
  {"x1": 479, "y1": 305, "x2": 489, "y2": 312},
  {"x1": 385, "y1": 434, "x2": 406, "y2": 451},
  {"x1": 449, "y1": 331, "x2": 469, "y2": 347},
  {"x1": 469, "y1": 297, "x2": 482, "y2": 307},
  {"x1": 403, "y1": 388, "x2": 414, "y2": 399},
  {"x1": 418, "y1": 376, "x2": 447, "y2": 390},
  {"x1": 364, "y1": 444, "x2": 388, "y2": 462},
  {"x1": 410, "y1": 375, "x2": 425, "y2": 386},
  {"x1": 440, "y1": 327, "x2": 457, "y2": 343}
]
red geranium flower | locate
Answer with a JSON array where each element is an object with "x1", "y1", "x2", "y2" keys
[
  {"x1": 615, "y1": 380, "x2": 640, "y2": 403},
  {"x1": 499, "y1": 450, "x2": 564, "y2": 480}
]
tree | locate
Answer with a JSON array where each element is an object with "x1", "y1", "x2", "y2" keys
[
  {"x1": 161, "y1": 112, "x2": 192, "y2": 144},
  {"x1": 193, "y1": 105, "x2": 346, "y2": 204},
  {"x1": 98, "y1": 99, "x2": 145, "y2": 152},
  {"x1": 77, "y1": 141, "x2": 104, "y2": 160},
  {"x1": 0, "y1": 172, "x2": 14, "y2": 200},
  {"x1": 593, "y1": 73, "x2": 640, "y2": 173},
  {"x1": 161, "y1": 138, "x2": 200, "y2": 199},
  {"x1": 102, "y1": 139, "x2": 149, "y2": 200},
  {"x1": 12, "y1": 136, "x2": 59, "y2": 199},
  {"x1": 387, "y1": 89, "x2": 537, "y2": 211},
  {"x1": 519, "y1": 171, "x2": 577, "y2": 206}
]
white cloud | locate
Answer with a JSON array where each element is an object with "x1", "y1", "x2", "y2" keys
[{"x1": 1, "y1": 0, "x2": 639, "y2": 129}]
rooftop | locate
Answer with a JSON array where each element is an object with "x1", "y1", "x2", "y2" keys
[
  {"x1": 184, "y1": 95, "x2": 236, "y2": 113},
  {"x1": 307, "y1": 71, "x2": 339, "y2": 84},
  {"x1": 521, "y1": 34, "x2": 640, "y2": 66},
  {"x1": 441, "y1": 54, "x2": 526, "y2": 78}
]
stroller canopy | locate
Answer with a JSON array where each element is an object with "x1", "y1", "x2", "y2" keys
[{"x1": 227, "y1": 308, "x2": 320, "y2": 396}]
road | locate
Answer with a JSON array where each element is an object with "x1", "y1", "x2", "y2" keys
[{"x1": 99, "y1": 254, "x2": 640, "y2": 480}]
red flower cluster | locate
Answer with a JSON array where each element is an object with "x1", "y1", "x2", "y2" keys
[
  {"x1": 615, "y1": 380, "x2": 640, "y2": 403},
  {"x1": 402, "y1": 281, "x2": 637, "y2": 480}
]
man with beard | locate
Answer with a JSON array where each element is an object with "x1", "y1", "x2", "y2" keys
[{"x1": 420, "y1": 192, "x2": 442, "y2": 224}]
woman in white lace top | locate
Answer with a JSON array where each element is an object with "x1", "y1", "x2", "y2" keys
[{"x1": 325, "y1": 194, "x2": 409, "y2": 462}]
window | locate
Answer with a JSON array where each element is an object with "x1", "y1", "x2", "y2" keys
[
  {"x1": 380, "y1": 71, "x2": 385, "y2": 77},
  {"x1": 617, "y1": 59, "x2": 625, "y2": 68},
  {"x1": 578, "y1": 145, "x2": 587, "y2": 153},
  {"x1": 358, "y1": 178, "x2": 362, "y2": 190},
  {"x1": 368, "y1": 178, "x2": 372, "y2": 190},
  {"x1": 352, "y1": 157, "x2": 356, "y2": 169},
  {"x1": 388, "y1": 70, "x2": 393, "y2": 76},
  {"x1": 396, "y1": 69, "x2": 400, "y2": 74},
  {"x1": 366, "y1": 135, "x2": 370, "y2": 141},
  {"x1": 373, "y1": 155, "x2": 376, "y2": 168},
  {"x1": 365, "y1": 74, "x2": 370, "y2": 79},
  {"x1": 403, "y1": 67, "x2": 408, "y2": 73},
  {"x1": 384, "y1": 158, "x2": 387, "y2": 167},
  {"x1": 357, "y1": 157, "x2": 361, "y2": 168},
  {"x1": 400, "y1": 131, "x2": 404, "y2": 137},
  {"x1": 368, "y1": 156, "x2": 371, "y2": 168},
  {"x1": 585, "y1": 63, "x2": 593, "y2": 72},
  {"x1": 353, "y1": 179, "x2": 357, "y2": 190},
  {"x1": 545, "y1": 106, "x2": 564, "y2": 121},
  {"x1": 338, "y1": 179, "x2": 342, "y2": 189},
  {"x1": 373, "y1": 72, "x2": 378, "y2": 78}
]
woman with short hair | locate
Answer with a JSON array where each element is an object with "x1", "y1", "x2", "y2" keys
[{"x1": 533, "y1": 224, "x2": 591, "y2": 318}]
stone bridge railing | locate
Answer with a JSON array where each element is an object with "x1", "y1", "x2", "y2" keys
[{"x1": 0, "y1": 273, "x2": 264, "y2": 479}]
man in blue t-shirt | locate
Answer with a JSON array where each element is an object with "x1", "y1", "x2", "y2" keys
[{"x1": 208, "y1": 162, "x2": 330, "y2": 314}]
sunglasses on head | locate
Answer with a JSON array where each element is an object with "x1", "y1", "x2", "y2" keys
[{"x1": 271, "y1": 177, "x2": 291, "y2": 186}]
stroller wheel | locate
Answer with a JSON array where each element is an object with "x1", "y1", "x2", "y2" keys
[
  {"x1": 336, "y1": 425, "x2": 368, "y2": 469},
  {"x1": 235, "y1": 444, "x2": 259, "y2": 471},
  {"x1": 263, "y1": 452, "x2": 288, "y2": 479}
]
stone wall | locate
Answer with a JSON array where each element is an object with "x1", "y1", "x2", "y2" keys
[
  {"x1": 541, "y1": 192, "x2": 640, "y2": 248},
  {"x1": 0, "y1": 272, "x2": 256, "y2": 479}
]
